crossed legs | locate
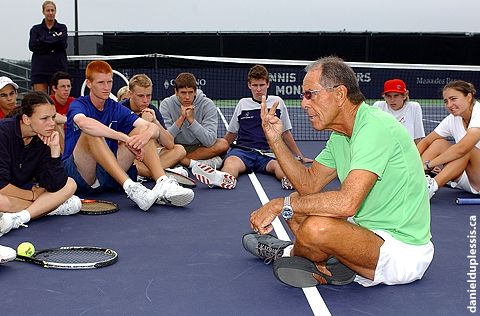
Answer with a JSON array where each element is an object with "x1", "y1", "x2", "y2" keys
[{"x1": 288, "y1": 215, "x2": 383, "y2": 280}]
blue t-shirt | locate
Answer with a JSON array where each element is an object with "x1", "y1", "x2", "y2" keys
[{"x1": 63, "y1": 96, "x2": 139, "y2": 159}]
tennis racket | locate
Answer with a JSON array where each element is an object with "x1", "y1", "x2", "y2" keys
[
  {"x1": 456, "y1": 198, "x2": 480, "y2": 205},
  {"x1": 80, "y1": 199, "x2": 119, "y2": 215},
  {"x1": 230, "y1": 143, "x2": 276, "y2": 158},
  {"x1": 164, "y1": 169, "x2": 196, "y2": 188},
  {"x1": 16, "y1": 246, "x2": 118, "y2": 269}
]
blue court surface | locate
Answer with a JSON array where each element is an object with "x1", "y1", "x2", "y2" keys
[{"x1": 0, "y1": 141, "x2": 477, "y2": 316}]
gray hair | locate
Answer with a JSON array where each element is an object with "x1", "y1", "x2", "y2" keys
[{"x1": 305, "y1": 56, "x2": 365, "y2": 104}]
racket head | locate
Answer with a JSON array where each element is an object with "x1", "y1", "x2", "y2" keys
[
  {"x1": 80, "y1": 199, "x2": 119, "y2": 215},
  {"x1": 16, "y1": 246, "x2": 118, "y2": 269},
  {"x1": 164, "y1": 170, "x2": 197, "y2": 188}
]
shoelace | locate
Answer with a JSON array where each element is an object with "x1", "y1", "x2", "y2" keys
[
  {"x1": 256, "y1": 242, "x2": 284, "y2": 264},
  {"x1": 126, "y1": 184, "x2": 143, "y2": 199}
]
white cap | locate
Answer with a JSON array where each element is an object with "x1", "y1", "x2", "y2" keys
[{"x1": 0, "y1": 76, "x2": 19, "y2": 90}]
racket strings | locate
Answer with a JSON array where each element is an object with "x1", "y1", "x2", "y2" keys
[{"x1": 35, "y1": 249, "x2": 116, "y2": 264}]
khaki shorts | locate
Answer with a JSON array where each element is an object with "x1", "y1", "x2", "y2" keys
[{"x1": 182, "y1": 144, "x2": 203, "y2": 153}]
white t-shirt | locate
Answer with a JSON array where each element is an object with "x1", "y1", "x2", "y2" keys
[
  {"x1": 373, "y1": 101, "x2": 425, "y2": 140},
  {"x1": 434, "y1": 101, "x2": 480, "y2": 149}
]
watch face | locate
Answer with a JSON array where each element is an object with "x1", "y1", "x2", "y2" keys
[{"x1": 282, "y1": 207, "x2": 293, "y2": 220}]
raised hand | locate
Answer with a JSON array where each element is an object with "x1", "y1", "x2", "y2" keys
[{"x1": 260, "y1": 95, "x2": 283, "y2": 144}]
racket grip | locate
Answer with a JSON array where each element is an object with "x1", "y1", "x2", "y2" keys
[{"x1": 456, "y1": 198, "x2": 480, "y2": 205}]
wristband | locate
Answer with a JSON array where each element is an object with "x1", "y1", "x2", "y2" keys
[{"x1": 295, "y1": 155, "x2": 303, "y2": 161}]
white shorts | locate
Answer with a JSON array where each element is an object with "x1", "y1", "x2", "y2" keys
[
  {"x1": 354, "y1": 230, "x2": 434, "y2": 287},
  {"x1": 450, "y1": 171, "x2": 479, "y2": 194}
]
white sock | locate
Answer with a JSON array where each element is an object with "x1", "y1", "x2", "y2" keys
[
  {"x1": 122, "y1": 178, "x2": 135, "y2": 191},
  {"x1": 189, "y1": 160, "x2": 198, "y2": 168},
  {"x1": 282, "y1": 245, "x2": 294, "y2": 257},
  {"x1": 157, "y1": 175, "x2": 168, "y2": 183},
  {"x1": 18, "y1": 210, "x2": 31, "y2": 224}
]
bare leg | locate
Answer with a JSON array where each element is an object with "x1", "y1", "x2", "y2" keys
[
  {"x1": 74, "y1": 133, "x2": 133, "y2": 186},
  {"x1": 221, "y1": 155, "x2": 247, "y2": 178},
  {"x1": 0, "y1": 178, "x2": 77, "y2": 219},
  {"x1": 288, "y1": 216, "x2": 383, "y2": 280},
  {"x1": 466, "y1": 148, "x2": 480, "y2": 191},
  {"x1": 136, "y1": 144, "x2": 187, "y2": 178},
  {"x1": 265, "y1": 160, "x2": 287, "y2": 181},
  {"x1": 182, "y1": 138, "x2": 230, "y2": 164}
]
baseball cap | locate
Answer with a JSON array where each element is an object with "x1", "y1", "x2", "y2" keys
[
  {"x1": 383, "y1": 79, "x2": 407, "y2": 94},
  {"x1": 0, "y1": 76, "x2": 19, "y2": 90}
]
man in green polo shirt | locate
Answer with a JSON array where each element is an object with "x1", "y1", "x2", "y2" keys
[{"x1": 243, "y1": 56, "x2": 433, "y2": 287}]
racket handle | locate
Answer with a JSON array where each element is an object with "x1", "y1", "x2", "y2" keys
[{"x1": 456, "y1": 198, "x2": 480, "y2": 205}]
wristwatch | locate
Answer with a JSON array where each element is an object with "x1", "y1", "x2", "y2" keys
[{"x1": 281, "y1": 196, "x2": 294, "y2": 221}]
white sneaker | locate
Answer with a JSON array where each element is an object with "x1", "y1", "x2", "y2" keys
[
  {"x1": 166, "y1": 165, "x2": 189, "y2": 177},
  {"x1": 152, "y1": 177, "x2": 194, "y2": 206},
  {"x1": 197, "y1": 156, "x2": 223, "y2": 169},
  {"x1": 425, "y1": 175, "x2": 438, "y2": 199},
  {"x1": 125, "y1": 182, "x2": 157, "y2": 211},
  {"x1": 192, "y1": 163, "x2": 237, "y2": 189},
  {"x1": 0, "y1": 212, "x2": 26, "y2": 237},
  {"x1": 0, "y1": 245, "x2": 16, "y2": 264},
  {"x1": 48, "y1": 195, "x2": 82, "y2": 216}
]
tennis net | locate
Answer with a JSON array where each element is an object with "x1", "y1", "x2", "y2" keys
[{"x1": 68, "y1": 54, "x2": 480, "y2": 141}]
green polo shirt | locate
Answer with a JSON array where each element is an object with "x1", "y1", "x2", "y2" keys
[{"x1": 317, "y1": 103, "x2": 431, "y2": 245}]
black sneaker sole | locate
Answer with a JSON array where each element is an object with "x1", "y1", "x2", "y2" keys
[{"x1": 273, "y1": 256, "x2": 356, "y2": 288}]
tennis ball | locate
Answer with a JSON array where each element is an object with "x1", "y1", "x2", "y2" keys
[{"x1": 17, "y1": 242, "x2": 35, "y2": 257}]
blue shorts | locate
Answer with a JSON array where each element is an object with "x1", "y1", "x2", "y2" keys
[
  {"x1": 225, "y1": 148, "x2": 274, "y2": 174},
  {"x1": 63, "y1": 155, "x2": 137, "y2": 194}
]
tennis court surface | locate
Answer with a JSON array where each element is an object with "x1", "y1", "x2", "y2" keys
[{"x1": 0, "y1": 141, "x2": 476, "y2": 315}]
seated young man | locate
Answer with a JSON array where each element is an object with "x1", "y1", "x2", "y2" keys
[
  {"x1": 159, "y1": 72, "x2": 229, "y2": 170},
  {"x1": 50, "y1": 71, "x2": 75, "y2": 153},
  {"x1": 0, "y1": 77, "x2": 19, "y2": 120},
  {"x1": 63, "y1": 61, "x2": 194, "y2": 210},
  {"x1": 192, "y1": 65, "x2": 309, "y2": 190},
  {"x1": 121, "y1": 74, "x2": 188, "y2": 178}
]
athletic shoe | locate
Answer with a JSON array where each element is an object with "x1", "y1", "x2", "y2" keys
[
  {"x1": 196, "y1": 156, "x2": 223, "y2": 169},
  {"x1": 48, "y1": 195, "x2": 82, "y2": 216},
  {"x1": 166, "y1": 165, "x2": 189, "y2": 177},
  {"x1": 273, "y1": 256, "x2": 356, "y2": 287},
  {"x1": 125, "y1": 182, "x2": 157, "y2": 211},
  {"x1": 152, "y1": 177, "x2": 194, "y2": 206},
  {"x1": 0, "y1": 245, "x2": 16, "y2": 264},
  {"x1": 192, "y1": 163, "x2": 237, "y2": 189},
  {"x1": 281, "y1": 177, "x2": 294, "y2": 190},
  {"x1": 242, "y1": 233, "x2": 293, "y2": 264},
  {"x1": 0, "y1": 212, "x2": 26, "y2": 237},
  {"x1": 426, "y1": 175, "x2": 438, "y2": 199}
]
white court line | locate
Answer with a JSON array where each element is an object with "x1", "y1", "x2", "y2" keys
[{"x1": 218, "y1": 108, "x2": 331, "y2": 316}]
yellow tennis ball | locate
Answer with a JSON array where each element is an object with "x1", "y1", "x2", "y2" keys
[{"x1": 17, "y1": 242, "x2": 35, "y2": 257}]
